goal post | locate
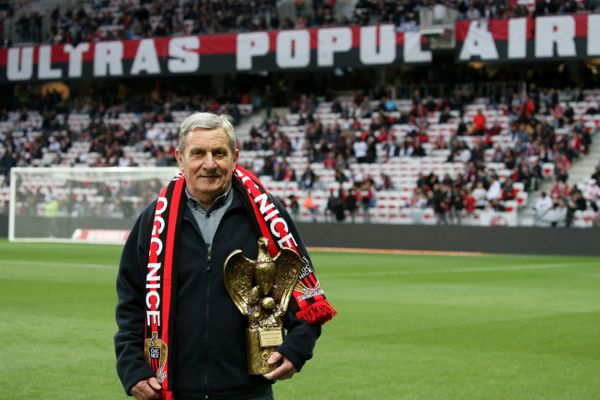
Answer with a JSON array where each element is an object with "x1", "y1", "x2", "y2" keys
[{"x1": 9, "y1": 167, "x2": 179, "y2": 244}]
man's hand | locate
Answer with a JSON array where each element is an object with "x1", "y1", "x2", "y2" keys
[
  {"x1": 263, "y1": 351, "x2": 297, "y2": 381},
  {"x1": 131, "y1": 377, "x2": 162, "y2": 400}
]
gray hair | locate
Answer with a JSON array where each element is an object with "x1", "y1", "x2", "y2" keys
[{"x1": 178, "y1": 112, "x2": 236, "y2": 153}]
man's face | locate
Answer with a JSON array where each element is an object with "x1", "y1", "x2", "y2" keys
[{"x1": 176, "y1": 127, "x2": 238, "y2": 206}]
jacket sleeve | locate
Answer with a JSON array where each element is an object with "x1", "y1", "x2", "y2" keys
[
  {"x1": 271, "y1": 197, "x2": 322, "y2": 372},
  {"x1": 114, "y1": 205, "x2": 155, "y2": 394}
]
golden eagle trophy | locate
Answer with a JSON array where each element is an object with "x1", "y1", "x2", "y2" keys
[{"x1": 224, "y1": 237, "x2": 302, "y2": 375}]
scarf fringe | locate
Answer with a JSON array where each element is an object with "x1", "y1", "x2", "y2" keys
[{"x1": 296, "y1": 299, "x2": 337, "y2": 325}]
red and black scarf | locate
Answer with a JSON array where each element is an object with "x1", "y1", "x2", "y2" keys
[{"x1": 144, "y1": 166, "x2": 336, "y2": 398}]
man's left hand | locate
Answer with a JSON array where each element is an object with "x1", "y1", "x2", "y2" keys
[{"x1": 262, "y1": 351, "x2": 297, "y2": 381}]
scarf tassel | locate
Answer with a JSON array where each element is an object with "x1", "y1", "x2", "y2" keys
[{"x1": 296, "y1": 299, "x2": 337, "y2": 325}]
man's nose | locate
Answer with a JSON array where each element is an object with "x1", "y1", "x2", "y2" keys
[{"x1": 203, "y1": 153, "x2": 217, "y2": 168}]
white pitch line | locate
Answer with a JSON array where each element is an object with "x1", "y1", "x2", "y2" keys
[
  {"x1": 0, "y1": 259, "x2": 115, "y2": 270},
  {"x1": 321, "y1": 262, "x2": 598, "y2": 277}
]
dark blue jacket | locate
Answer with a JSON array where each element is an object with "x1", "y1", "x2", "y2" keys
[{"x1": 115, "y1": 184, "x2": 321, "y2": 398}]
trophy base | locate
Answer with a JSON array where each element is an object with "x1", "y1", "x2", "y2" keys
[{"x1": 246, "y1": 327, "x2": 283, "y2": 375}]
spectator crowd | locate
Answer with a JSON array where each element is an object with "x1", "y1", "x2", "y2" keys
[
  {"x1": 0, "y1": 85, "x2": 249, "y2": 186},
  {"x1": 1, "y1": 83, "x2": 599, "y2": 227},
  {"x1": 3, "y1": 0, "x2": 600, "y2": 47},
  {"x1": 238, "y1": 85, "x2": 599, "y2": 226},
  {"x1": 1, "y1": 0, "x2": 600, "y2": 226}
]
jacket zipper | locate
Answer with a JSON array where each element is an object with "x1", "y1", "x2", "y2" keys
[
  {"x1": 200, "y1": 205, "x2": 236, "y2": 399},
  {"x1": 203, "y1": 244, "x2": 212, "y2": 399}
]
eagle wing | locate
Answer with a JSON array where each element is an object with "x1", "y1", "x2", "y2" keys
[
  {"x1": 223, "y1": 250, "x2": 255, "y2": 315},
  {"x1": 272, "y1": 248, "x2": 303, "y2": 309}
]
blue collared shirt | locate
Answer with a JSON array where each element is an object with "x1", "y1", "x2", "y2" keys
[{"x1": 185, "y1": 185, "x2": 234, "y2": 247}]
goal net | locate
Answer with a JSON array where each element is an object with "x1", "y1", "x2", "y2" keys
[{"x1": 9, "y1": 167, "x2": 179, "y2": 244}]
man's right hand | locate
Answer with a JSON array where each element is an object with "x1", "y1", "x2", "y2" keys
[{"x1": 131, "y1": 377, "x2": 162, "y2": 400}]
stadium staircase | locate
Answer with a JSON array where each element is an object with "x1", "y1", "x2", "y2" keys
[
  {"x1": 520, "y1": 127, "x2": 600, "y2": 226},
  {"x1": 235, "y1": 109, "x2": 267, "y2": 144},
  {"x1": 564, "y1": 130, "x2": 600, "y2": 185},
  {"x1": 535, "y1": 128, "x2": 600, "y2": 195},
  {"x1": 234, "y1": 106, "x2": 290, "y2": 144},
  {"x1": 8, "y1": 0, "x2": 77, "y2": 44}
]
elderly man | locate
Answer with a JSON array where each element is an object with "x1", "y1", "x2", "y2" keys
[{"x1": 115, "y1": 112, "x2": 335, "y2": 400}]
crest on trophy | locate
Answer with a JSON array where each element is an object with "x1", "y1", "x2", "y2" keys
[{"x1": 224, "y1": 237, "x2": 302, "y2": 375}]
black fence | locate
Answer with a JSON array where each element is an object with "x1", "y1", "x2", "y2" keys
[
  {"x1": 296, "y1": 223, "x2": 600, "y2": 256},
  {"x1": 1, "y1": 215, "x2": 598, "y2": 256},
  {"x1": 0, "y1": 215, "x2": 6, "y2": 237}
]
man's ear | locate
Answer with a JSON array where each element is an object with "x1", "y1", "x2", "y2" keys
[
  {"x1": 234, "y1": 148, "x2": 239, "y2": 164},
  {"x1": 175, "y1": 148, "x2": 184, "y2": 170}
]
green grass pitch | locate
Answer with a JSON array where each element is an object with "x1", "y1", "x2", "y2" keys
[{"x1": 1, "y1": 239, "x2": 599, "y2": 399}]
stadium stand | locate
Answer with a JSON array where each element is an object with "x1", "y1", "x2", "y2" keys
[
  {"x1": 0, "y1": 88, "x2": 252, "y2": 216},
  {"x1": 1, "y1": 1, "x2": 599, "y2": 228},
  {"x1": 3, "y1": 0, "x2": 600, "y2": 46},
  {"x1": 236, "y1": 87, "x2": 600, "y2": 226},
  {"x1": 0, "y1": 89, "x2": 248, "y2": 166},
  {"x1": 3, "y1": 85, "x2": 598, "y2": 227}
]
